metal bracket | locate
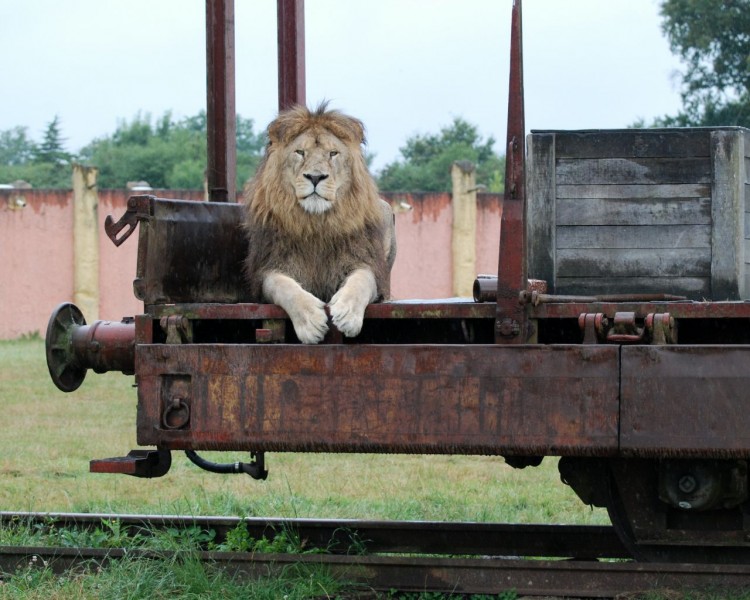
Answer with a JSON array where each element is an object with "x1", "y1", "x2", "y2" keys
[
  {"x1": 606, "y1": 312, "x2": 645, "y2": 343},
  {"x1": 579, "y1": 312, "x2": 676, "y2": 345},
  {"x1": 646, "y1": 312, "x2": 677, "y2": 344},
  {"x1": 496, "y1": 318, "x2": 521, "y2": 338},
  {"x1": 255, "y1": 319, "x2": 287, "y2": 343},
  {"x1": 160, "y1": 315, "x2": 193, "y2": 344},
  {"x1": 104, "y1": 195, "x2": 153, "y2": 247},
  {"x1": 90, "y1": 449, "x2": 172, "y2": 478},
  {"x1": 578, "y1": 313, "x2": 609, "y2": 344}
]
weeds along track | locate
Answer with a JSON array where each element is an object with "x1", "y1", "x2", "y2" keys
[
  {"x1": 0, "y1": 511, "x2": 627, "y2": 558},
  {"x1": 3, "y1": 512, "x2": 750, "y2": 597}
]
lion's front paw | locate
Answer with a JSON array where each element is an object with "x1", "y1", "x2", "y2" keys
[
  {"x1": 290, "y1": 296, "x2": 329, "y2": 344},
  {"x1": 329, "y1": 290, "x2": 366, "y2": 338}
]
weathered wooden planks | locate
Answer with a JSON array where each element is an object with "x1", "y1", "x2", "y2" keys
[
  {"x1": 552, "y1": 129, "x2": 711, "y2": 159},
  {"x1": 557, "y1": 225, "x2": 710, "y2": 249},
  {"x1": 556, "y1": 157, "x2": 711, "y2": 186},
  {"x1": 526, "y1": 128, "x2": 750, "y2": 299},
  {"x1": 556, "y1": 197, "x2": 712, "y2": 226}
]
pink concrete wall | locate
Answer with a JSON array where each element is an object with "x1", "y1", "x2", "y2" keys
[
  {"x1": 475, "y1": 193, "x2": 503, "y2": 278},
  {"x1": 97, "y1": 190, "x2": 142, "y2": 324},
  {"x1": 0, "y1": 189, "x2": 204, "y2": 339},
  {"x1": 1, "y1": 190, "x2": 74, "y2": 339},
  {"x1": 386, "y1": 193, "x2": 454, "y2": 300},
  {"x1": 383, "y1": 192, "x2": 502, "y2": 299},
  {"x1": 0, "y1": 189, "x2": 502, "y2": 339}
]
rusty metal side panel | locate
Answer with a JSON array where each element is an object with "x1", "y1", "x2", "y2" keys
[
  {"x1": 135, "y1": 344, "x2": 618, "y2": 455},
  {"x1": 135, "y1": 199, "x2": 248, "y2": 304},
  {"x1": 621, "y1": 346, "x2": 750, "y2": 457}
]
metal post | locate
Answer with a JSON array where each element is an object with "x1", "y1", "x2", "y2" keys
[
  {"x1": 495, "y1": 0, "x2": 527, "y2": 343},
  {"x1": 205, "y1": 0, "x2": 237, "y2": 202},
  {"x1": 277, "y1": 0, "x2": 306, "y2": 110}
]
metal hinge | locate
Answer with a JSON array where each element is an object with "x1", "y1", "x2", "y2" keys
[{"x1": 579, "y1": 312, "x2": 676, "y2": 345}]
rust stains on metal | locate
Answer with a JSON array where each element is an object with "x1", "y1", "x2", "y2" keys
[
  {"x1": 205, "y1": 0, "x2": 237, "y2": 202},
  {"x1": 621, "y1": 346, "x2": 750, "y2": 458},
  {"x1": 135, "y1": 343, "x2": 619, "y2": 455},
  {"x1": 104, "y1": 194, "x2": 152, "y2": 247},
  {"x1": 148, "y1": 301, "x2": 496, "y2": 321},
  {"x1": 495, "y1": 0, "x2": 528, "y2": 344},
  {"x1": 46, "y1": 302, "x2": 135, "y2": 392},
  {"x1": 530, "y1": 300, "x2": 750, "y2": 320},
  {"x1": 277, "y1": 0, "x2": 305, "y2": 110}
]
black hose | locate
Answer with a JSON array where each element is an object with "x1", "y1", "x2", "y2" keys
[{"x1": 184, "y1": 450, "x2": 268, "y2": 480}]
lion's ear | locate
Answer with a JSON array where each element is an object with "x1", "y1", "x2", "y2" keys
[
  {"x1": 348, "y1": 117, "x2": 366, "y2": 145},
  {"x1": 267, "y1": 119, "x2": 284, "y2": 145}
]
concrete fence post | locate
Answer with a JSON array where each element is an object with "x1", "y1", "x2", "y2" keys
[
  {"x1": 451, "y1": 160, "x2": 477, "y2": 297},
  {"x1": 72, "y1": 164, "x2": 100, "y2": 322}
]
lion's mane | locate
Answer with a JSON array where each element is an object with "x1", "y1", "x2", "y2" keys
[{"x1": 243, "y1": 103, "x2": 392, "y2": 304}]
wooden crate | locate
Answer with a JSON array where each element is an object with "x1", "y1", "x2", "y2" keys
[{"x1": 527, "y1": 128, "x2": 750, "y2": 300}]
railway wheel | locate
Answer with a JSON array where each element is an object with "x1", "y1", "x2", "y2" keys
[{"x1": 606, "y1": 458, "x2": 750, "y2": 563}]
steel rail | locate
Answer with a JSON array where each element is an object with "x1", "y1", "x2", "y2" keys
[
  {"x1": 0, "y1": 512, "x2": 628, "y2": 559},
  {"x1": 4, "y1": 546, "x2": 750, "y2": 597}
]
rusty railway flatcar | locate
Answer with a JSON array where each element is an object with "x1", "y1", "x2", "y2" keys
[{"x1": 44, "y1": 0, "x2": 750, "y2": 563}]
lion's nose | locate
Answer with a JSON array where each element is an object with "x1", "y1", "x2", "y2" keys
[{"x1": 304, "y1": 173, "x2": 329, "y2": 187}]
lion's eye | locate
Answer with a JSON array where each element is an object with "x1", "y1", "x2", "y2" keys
[
  {"x1": 295, "y1": 149, "x2": 305, "y2": 157},
  {"x1": 329, "y1": 151, "x2": 339, "y2": 158}
]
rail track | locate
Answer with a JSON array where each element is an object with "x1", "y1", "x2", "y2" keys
[{"x1": 3, "y1": 512, "x2": 750, "y2": 597}]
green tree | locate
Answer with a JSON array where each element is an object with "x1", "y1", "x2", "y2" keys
[
  {"x1": 0, "y1": 126, "x2": 36, "y2": 166},
  {"x1": 79, "y1": 111, "x2": 264, "y2": 189},
  {"x1": 377, "y1": 117, "x2": 505, "y2": 193},
  {"x1": 654, "y1": 0, "x2": 750, "y2": 126},
  {"x1": 0, "y1": 119, "x2": 73, "y2": 188},
  {"x1": 235, "y1": 115, "x2": 265, "y2": 188},
  {"x1": 34, "y1": 116, "x2": 72, "y2": 165}
]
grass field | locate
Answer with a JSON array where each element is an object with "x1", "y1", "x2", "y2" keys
[{"x1": 1, "y1": 336, "x2": 616, "y2": 598}]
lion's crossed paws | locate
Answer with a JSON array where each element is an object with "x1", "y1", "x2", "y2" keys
[
  {"x1": 329, "y1": 287, "x2": 367, "y2": 338},
  {"x1": 289, "y1": 288, "x2": 368, "y2": 343},
  {"x1": 288, "y1": 272, "x2": 375, "y2": 343},
  {"x1": 287, "y1": 292, "x2": 329, "y2": 344}
]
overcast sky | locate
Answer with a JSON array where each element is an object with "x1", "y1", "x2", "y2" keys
[{"x1": 1, "y1": 0, "x2": 684, "y2": 172}]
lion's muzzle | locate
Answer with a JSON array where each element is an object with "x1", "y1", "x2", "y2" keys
[
  {"x1": 299, "y1": 193, "x2": 333, "y2": 215},
  {"x1": 304, "y1": 173, "x2": 329, "y2": 187}
]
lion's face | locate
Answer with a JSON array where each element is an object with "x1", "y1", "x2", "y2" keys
[
  {"x1": 285, "y1": 130, "x2": 350, "y2": 215},
  {"x1": 245, "y1": 104, "x2": 383, "y2": 238}
]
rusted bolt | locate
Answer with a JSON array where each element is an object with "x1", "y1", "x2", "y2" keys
[
  {"x1": 678, "y1": 475, "x2": 697, "y2": 494},
  {"x1": 496, "y1": 318, "x2": 520, "y2": 337}
]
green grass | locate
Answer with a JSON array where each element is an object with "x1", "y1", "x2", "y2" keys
[{"x1": 1, "y1": 552, "x2": 346, "y2": 600}]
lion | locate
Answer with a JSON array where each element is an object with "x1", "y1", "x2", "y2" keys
[{"x1": 243, "y1": 103, "x2": 396, "y2": 344}]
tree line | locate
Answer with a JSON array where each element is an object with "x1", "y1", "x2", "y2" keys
[
  {"x1": 0, "y1": 112, "x2": 265, "y2": 191},
  {"x1": 2, "y1": 1, "x2": 747, "y2": 192},
  {"x1": 649, "y1": 0, "x2": 750, "y2": 127},
  {"x1": 0, "y1": 112, "x2": 505, "y2": 194}
]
